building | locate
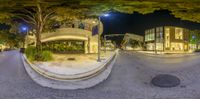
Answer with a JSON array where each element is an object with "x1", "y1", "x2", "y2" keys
[
  {"x1": 26, "y1": 19, "x2": 103, "y2": 54},
  {"x1": 121, "y1": 33, "x2": 144, "y2": 50},
  {"x1": 104, "y1": 40, "x2": 115, "y2": 50},
  {"x1": 145, "y1": 26, "x2": 200, "y2": 53}
]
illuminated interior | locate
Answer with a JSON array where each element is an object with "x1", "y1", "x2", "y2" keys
[
  {"x1": 189, "y1": 44, "x2": 197, "y2": 51},
  {"x1": 175, "y1": 28, "x2": 183, "y2": 40},
  {"x1": 156, "y1": 43, "x2": 163, "y2": 50},
  {"x1": 145, "y1": 29, "x2": 155, "y2": 41},
  {"x1": 145, "y1": 26, "x2": 199, "y2": 52},
  {"x1": 165, "y1": 28, "x2": 170, "y2": 48},
  {"x1": 146, "y1": 43, "x2": 155, "y2": 50},
  {"x1": 170, "y1": 43, "x2": 184, "y2": 51}
]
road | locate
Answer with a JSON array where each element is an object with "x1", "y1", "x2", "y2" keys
[{"x1": 0, "y1": 50, "x2": 200, "y2": 99}]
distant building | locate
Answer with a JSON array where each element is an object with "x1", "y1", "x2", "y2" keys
[
  {"x1": 121, "y1": 33, "x2": 144, "y2": 50},
  {"x1": 145, "y1": 26, "x2": 200, "y2": 52},
  {"x1": 104, "y1": 40, "x2": 115, "y2": 50}
]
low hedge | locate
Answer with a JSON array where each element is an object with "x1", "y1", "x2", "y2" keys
[
  {"x1": 195, "y1": 49, "x2": 200, "y2": 52},
  {"x1": 25, "y1": 46, "x2": 53, "y2": 62},
  {"x1": 25, "y1": 46, "x2": 37, "y2": 62},
  {"x1": 35, "y1": 50, "x2": 53, "y2": 61}
]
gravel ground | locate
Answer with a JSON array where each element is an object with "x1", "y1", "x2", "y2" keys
[{"x1": 0, "y1": 50, "x2": 200, "y2": 99}]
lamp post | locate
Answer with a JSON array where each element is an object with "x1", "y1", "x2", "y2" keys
[
  {"x1": 104, "y1": 35, "x2": 107, "y2": 53},
  {"x1": 97, "y1": 13, "x2": 109, "y2": 62},
  {"x1": 22, "y1": 26, "x2": 29, "y2": 48}
]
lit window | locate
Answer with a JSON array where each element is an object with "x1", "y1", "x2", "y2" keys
[
  {"x1": 175, "y1": 28, "x2": 183, "y2": 40},
  {"x1": 165, "y1": 28, "x2": 170, "y2": 48},
  {"x1": 145, "y1": 29, "x2": 155, "y2": 41}
]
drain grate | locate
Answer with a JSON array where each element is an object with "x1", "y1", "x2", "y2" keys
[
  {"x1": 67, "y1": 58, "x2": 76, "y2": 61},
  {"x1": 151, "y1": 74, "x2": 180, "y2": 88}
]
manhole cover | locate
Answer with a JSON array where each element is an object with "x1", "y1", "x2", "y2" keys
[
  {"x1": 67, "y1": 58, "x2": 76, "y2": 61},
  {"x1": 151, "y1": 74, "x2": 180, "y2": 88}
]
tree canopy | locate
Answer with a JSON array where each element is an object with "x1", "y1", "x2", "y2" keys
[
  {"x1": 0, "y1": 0, "x2": 200, "y2": 23},
  {"x1": 0, "y1": 0, "x2": 200, "y2": 49}
]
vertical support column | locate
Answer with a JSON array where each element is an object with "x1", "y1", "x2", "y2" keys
[
  {"x1": 154, "y1": 28, "x2": 157, "y2": 54},
  {"x1": 88, "y1": 36, "x2": 90, "y2": 53},
  {"x1": 97, "y1": 17, "x2": 101, "y2": 62},
  {"x1": 162, "y1": 27, "x2": 165, "y2": 52},
  {"x1": 104, "y1": 35, "x2": 106, "y2": 53},
  {"x1": 84, "y1": 40, "x2": 88, "y2": 54}
]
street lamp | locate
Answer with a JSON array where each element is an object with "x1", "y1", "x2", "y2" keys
[
  {"x1": 21, "y1": 26, "x2": 29, "y2": 48},
  {"x1": 97, "y1": 13, "x2": 110, "y2": 62},
  {"x1": 104, "y1": 35, "x2": 107, "y2": 53}
]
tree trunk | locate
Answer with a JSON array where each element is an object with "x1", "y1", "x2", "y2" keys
[
  {"x1": 35, "y1": 31, "x2": 41, "y2": 51},
  {"x1": 35, "y1": 3, "x2": 43, "y2": 52}
]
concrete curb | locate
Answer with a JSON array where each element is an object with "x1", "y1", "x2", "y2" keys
[
  {"x1": 21, "y1": 50, "x2": 118, "y2": 89},
  {"x1": 134, "y1": 51, "x2": 200, "y2": 58},
  {"x1": 22, "y1": 50, "x2": 116, "y2": 81}
]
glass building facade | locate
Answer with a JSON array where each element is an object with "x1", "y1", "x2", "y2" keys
[
  {"x1": 145, "y1": 29, "x2": 155, "y2": 42},
  {"x1": 145, "y1": 26, "x2": 199, "y2": 52}
]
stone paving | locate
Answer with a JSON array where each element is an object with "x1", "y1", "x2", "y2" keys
[{"x1": 0, "y1": 50, "x2": 200, "y2": 99}]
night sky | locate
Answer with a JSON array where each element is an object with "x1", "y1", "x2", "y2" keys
[{"x1": 102, "y1": 10, "x2": 200, "y2": 36}]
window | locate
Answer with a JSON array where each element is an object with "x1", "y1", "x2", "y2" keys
[
  {"x1": 165, "y1": 28, "x2": 170, "y2": 48},
  {"x1": 175, "y1": 28, "x2": 183, "y2": 40},
  {"x1": 171, "y1": 43, "x2": 184, "y2": 51},
  {"x1": 156, "y1": 27, "x2": 163, "y2": 42},
  {"x1": 145, "y1": 29, "x2": 155, "y2": 41}
]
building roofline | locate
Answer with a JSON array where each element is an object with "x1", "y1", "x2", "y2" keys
[{"x1": 145, "y1": 25, "x2": 190, "y2": 31}]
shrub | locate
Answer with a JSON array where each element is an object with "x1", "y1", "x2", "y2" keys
[
  {"x1": 35, "y1": 50, "x2": 53, "y2": 61},
  {"x1": 195, "y1": 49, "x2": 200, "y2": 52},
  {"x1": 25, "y1": 46, "x2": 37, "y2": 62},
  {"x1": 25, "y1": 46, "x2": 53, "y2": 62},
  {"x1": 40, "y1": 50, "x2": 53, "y2": 61}
]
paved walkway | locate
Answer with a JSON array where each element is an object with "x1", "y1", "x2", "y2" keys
[
  {"x1": 1, "y1": 50, "x2": 200, "y2": 99},
  {"x1": 33, "y1": 51, "x2": 114, "y2": 75}
]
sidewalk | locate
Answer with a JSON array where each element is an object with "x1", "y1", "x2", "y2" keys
[{"x1": 33, "y1": 51, "x2": 115, "y2": 75}]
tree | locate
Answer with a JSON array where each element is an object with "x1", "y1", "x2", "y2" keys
[
  {"x1": 1, "y1": 0, "x2": 200, "y2": 51},
  {"x1": 79, "y1": 0, "x2": 200, "y2": 22},
  {"x1": 0, "y1": 30, "x2": 23, "y2": 48},
  {"x1": 16, "y1": 3, "x2": 54, "y2": 50},
  {"x1": 53, "y1": 7, "x2": 88, "y2": 22},
  {"x1": 14, "y1": 0, "x2": 89, "y2": 50}
]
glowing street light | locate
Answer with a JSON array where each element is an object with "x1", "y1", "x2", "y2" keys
[
  {"x1": 22, "y1": 27, "x2": 27, "y2": 31},
  {"x1": 20, "y1": 26, "x2": 29, "y2": 48},
  {"x1": 21, "y1": 26, "x2": 29, "y2": 33},
  {"x1": 103, "y1": 13, "x2": 109, "y2": 17}
]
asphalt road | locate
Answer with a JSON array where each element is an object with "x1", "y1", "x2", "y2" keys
[{"x1": 0, "y1": 50, "x2": 200, "y2": 99}]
